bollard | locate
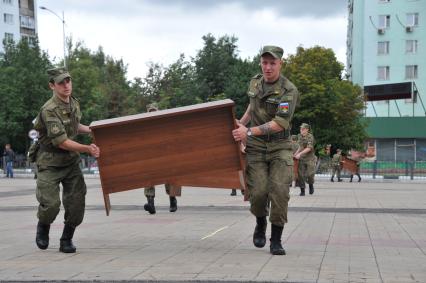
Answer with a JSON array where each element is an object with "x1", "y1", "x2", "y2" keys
[{"x1": 373, "y1": 160, "x2": 377, "y2": 179}]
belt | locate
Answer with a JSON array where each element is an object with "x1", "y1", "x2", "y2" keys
[
  {"x1": 256, "y1": 130, "x2": 289, "y2": 142},
  {"x1": 39, "y1": 144, "x2": 69, "y2": 154}
]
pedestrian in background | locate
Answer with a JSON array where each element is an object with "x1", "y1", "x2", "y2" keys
[
  {"x1": 33, "y1": 67, "x2": 100, "y2": 253},
  {"x1": 3, "y1": 144, "x2": 15, "y2": 178}
]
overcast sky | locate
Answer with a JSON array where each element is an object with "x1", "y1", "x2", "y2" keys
[{"x1": 37, "y1": 0, "x2": 348, "y2": 80}]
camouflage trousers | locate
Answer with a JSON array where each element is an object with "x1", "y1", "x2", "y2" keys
[
  {"x1": 36, "y1": 162, "x2": 87, "y2": 227},
  {"x1": 331, "y1": 165, "x2": 342, "y2": 179},
  {"x1": 144, "y1": 184, "x2": 171, "y2": 197},
  {"x1": 245, "y1": 150, "x2": 292, "y2": 227},
  {"x1": 298, "y1": 158, "x2": 316, "y2": 187}
]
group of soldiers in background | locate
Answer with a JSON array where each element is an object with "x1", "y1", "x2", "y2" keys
[
  {"x1": 329, "y1": 146, "x2": 362, "y2": 183},
  {"x1": 291, "y1": 124, "x2": 363, "y2": 192}
]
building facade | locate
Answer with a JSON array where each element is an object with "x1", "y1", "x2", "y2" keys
[
  {"x1": 347, "y1": 0, "x2": 426, "y2": 163},
  {"x1": 0, "y1": 0, "x2": 37, "y2": 52}
]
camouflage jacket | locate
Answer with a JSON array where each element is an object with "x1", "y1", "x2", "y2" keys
[
  {"x1": 246, "y1": 74, "x2": 299, "y2": 148},
  {"x1": 332, "y1": 153, "x2": 342, "y2": 166},
  {"x1": 298, "y1": 133, "x2": 316, "y2": 161},
  {"x1": 34, "y1": 94, "x2": 81, "y2": 167}
]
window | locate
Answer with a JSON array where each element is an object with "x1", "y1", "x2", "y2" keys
[
  {"x1": 20, "y1": 15, "x2": 35, "y2": 29},
  {"x1": 416, "y1": 139, "x2": 426, "y2": 161},
  {"x1": 2, "y1": 0, "x2": 13, "y2": 4},
  {"x1": 406, "y1": 13, "x2": 419, "y2": 26},
  {"x1": 4, "y1": 32, "x2": 13, "y2": 41},
  {"x1": 377, "y1": 41, "x2": 389, "y2": 55},
  {"x1": 3, "y1": 13, "x2": 13, "y2": 24},
  {"x1": 406, "y1": 40, "x2": 418, "y2": 54},
  {"x1": 396, "y1": 139, "x2": 415, "y2": 162},
  {"x1": 378, "y1": 0, "x2": 390, "y2": 2},
  {"x1": 21, "y1": 35, "x2": 36, "y2": 46},
  {"x1": 378, "y1": 15, "x2": 391, "y2": 28},
  {"x1": 377, "y1": 66, "x2": 390, "y2": 80},
  {"x1": 405, "y1": 65, "x2": 418, "y2": 79}
]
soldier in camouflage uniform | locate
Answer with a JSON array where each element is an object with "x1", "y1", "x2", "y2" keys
[
  {"x1": 294, "y1": 123, "x2": 316, "y2": 196},
  {"x1": 232, "y1": 45, "x2": 299, "y2": 255},
  {"x1": 143, "y1": 103, "x2": 177, "y2": 214},
  {"x1": 33, "y1": 67, "x2": 100, "y2": 253},
  {"x1": 331, "y1": 148, "x2": 343, "y2": 182}
]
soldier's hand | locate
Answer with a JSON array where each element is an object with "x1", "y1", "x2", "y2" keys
[
  {"x1": 232, "y1": 120, "x2": 248, "y2": 142},
  {"x1": 294, "y1": 153, "x2": 301, "y2": 160},
  {"x1": 88, "y1": 143, "x2": 100, "y2": 158}
]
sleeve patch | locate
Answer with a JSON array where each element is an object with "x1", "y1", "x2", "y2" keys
[
  {"x1": 279, "y1": 102, "x2": 289, "y2": 113},
  {"x1": 50, "y1": 123, "x2": 61, "y2": 135}
]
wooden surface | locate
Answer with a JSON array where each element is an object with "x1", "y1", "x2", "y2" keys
[
  {"x1": 90, "y1": 99, "x2": 246, "y2": 215},
  {"x1": 293, "y1": 158, "x2": 299, "y2": 180},
  {"x1": 342, "y1": 156, "x2": 358, "y2": 174}
]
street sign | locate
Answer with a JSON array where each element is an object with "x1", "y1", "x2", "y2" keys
[{"x1": 28, "y1": 129, "x2": 39, "y2": 140}]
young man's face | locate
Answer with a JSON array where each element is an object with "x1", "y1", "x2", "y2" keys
[
  {"x1": 260, "y1": 54, "x2": 282, "y2": 82},
  {"x1": 300, "y1": 127, "x2": 309, "y2": 136},
  {"x1": 49, "y1": 77, "x2": 72, "y2": 100}
]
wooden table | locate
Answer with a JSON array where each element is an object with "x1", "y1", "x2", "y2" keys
[{"x1": 90, "y1": 99, "x2": 246, "y2": 215}]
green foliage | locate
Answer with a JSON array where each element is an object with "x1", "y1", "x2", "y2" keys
[
  {"x1": 0, "y1": 38, "x2": 51, "y2": 153},
  {"x1": 158, "y1": 54, "x2": 201, "y2": 109},
  {"x1": 193, "y1": 34, "x2": 239, "y2": 102},
  {"x1": 282, "y1": 46, "x2": 367, "y2": 151}
]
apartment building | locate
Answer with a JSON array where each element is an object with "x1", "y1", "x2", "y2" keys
[
  {"x1": 0, "y1": 0, "x2": 37, "y2": 52},
  {"x1": 347, "y1": 0, "x2": 426, "y2": 163}
]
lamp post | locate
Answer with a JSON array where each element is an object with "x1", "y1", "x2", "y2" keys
[{"x1": 39, "y1": 6, "x2": 66, "y2": 67}]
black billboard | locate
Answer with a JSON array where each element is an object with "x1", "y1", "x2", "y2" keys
[{"x1": 364, "y1": 82, "x2": 413, "y2": 101}]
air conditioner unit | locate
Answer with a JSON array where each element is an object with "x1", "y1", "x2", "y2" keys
[
  {"x1": 378, "y1": 28, "x2": 385, "y2": 34},
  {"x1": 406, "y1": 26, "x2": 414, "y2": 32}
]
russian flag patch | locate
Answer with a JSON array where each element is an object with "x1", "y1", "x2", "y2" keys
[{"x1": 279, "y1": 102, "x2": 289, "y2": 113}]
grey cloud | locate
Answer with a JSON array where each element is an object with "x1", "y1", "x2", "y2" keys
[
  {"x1": 146, "y1": 0, "x2": 347, "y2": 18},
  {"x1": 39, "y1": 0, "x2": 347, "y2": 19}
]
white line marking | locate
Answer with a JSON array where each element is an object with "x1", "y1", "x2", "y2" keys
[{"x1": 201, "y1": 226, "x2": 229, "y2": 240}]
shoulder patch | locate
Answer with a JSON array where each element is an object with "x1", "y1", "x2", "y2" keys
[
  {"x1": 50, "y1": 123, "x2": 61, "y2": 135},
  {"x1": 251, "y1": 73, "x2": 262, "y2": 79},
  {"x1": 71, "y1": 96, "x2": 80, "y2": 103}
]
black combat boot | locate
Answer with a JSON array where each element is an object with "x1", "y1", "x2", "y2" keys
[
  {"x1": 35, "y1": 221, "x2": 50, "y2": 250},
  {"x1": 144, "y1": 196, "x2": 156, "y2": 214},
  {"x1": 309, "y1": 184, "x2": 314, "y2": 195},
  {"x1": 350, "y1": 175, "x2": 353, "y2": 182},
  {"x1": 230, "y1": 189, "x2": 237, "y2": 196},
  {"x1": 338, "y1": 178, "x2": 343, "y2": 182},
  {"x1": 299, "y1": 187, "x2": 305, "y2": 196},
  {"x1": 59, "y1": 225, "x2": 76, "y2": 253},
  {"x1": 270, "y1": 224, "x2": 286, "y2": 255},
  {"x1": 331, "y1": 177, "x2": 334, "y2": 182},
  {"x1": 253, "y1": 216, "x2": 267, "y2": 248},
  {"x1": 358, "y1": 174, "x2": 362, "y2": 182},
  {"x1": 169, "y1": 196, "x2": 177, "y2": 212}
]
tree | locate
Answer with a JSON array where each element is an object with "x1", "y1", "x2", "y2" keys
[
  {"x1": 193, "y1": 34, "x2": 240, "y2": 102},
  {"x1": 67, "y1": 42, "x2": 134, "y2": 121},
  {"x1": 158, "y1": 54, "x2": 200, "y2": 109},
  {"x1": 224, "y1": 57, "x2": 259, "y2": 118},
  {"x1": 282, "y1": 46, "x2": 367, "y2": 151},
  {"x1": 0, "y1": 37, "x2": 51, "y2": 153}
]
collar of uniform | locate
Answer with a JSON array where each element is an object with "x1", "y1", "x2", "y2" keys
[
  {"x1": 52, "y1": 94, "x2": 73, "y2": 112},
  {"x1": 259, "y1": 75, "x2": 285, "y2": 99}
]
